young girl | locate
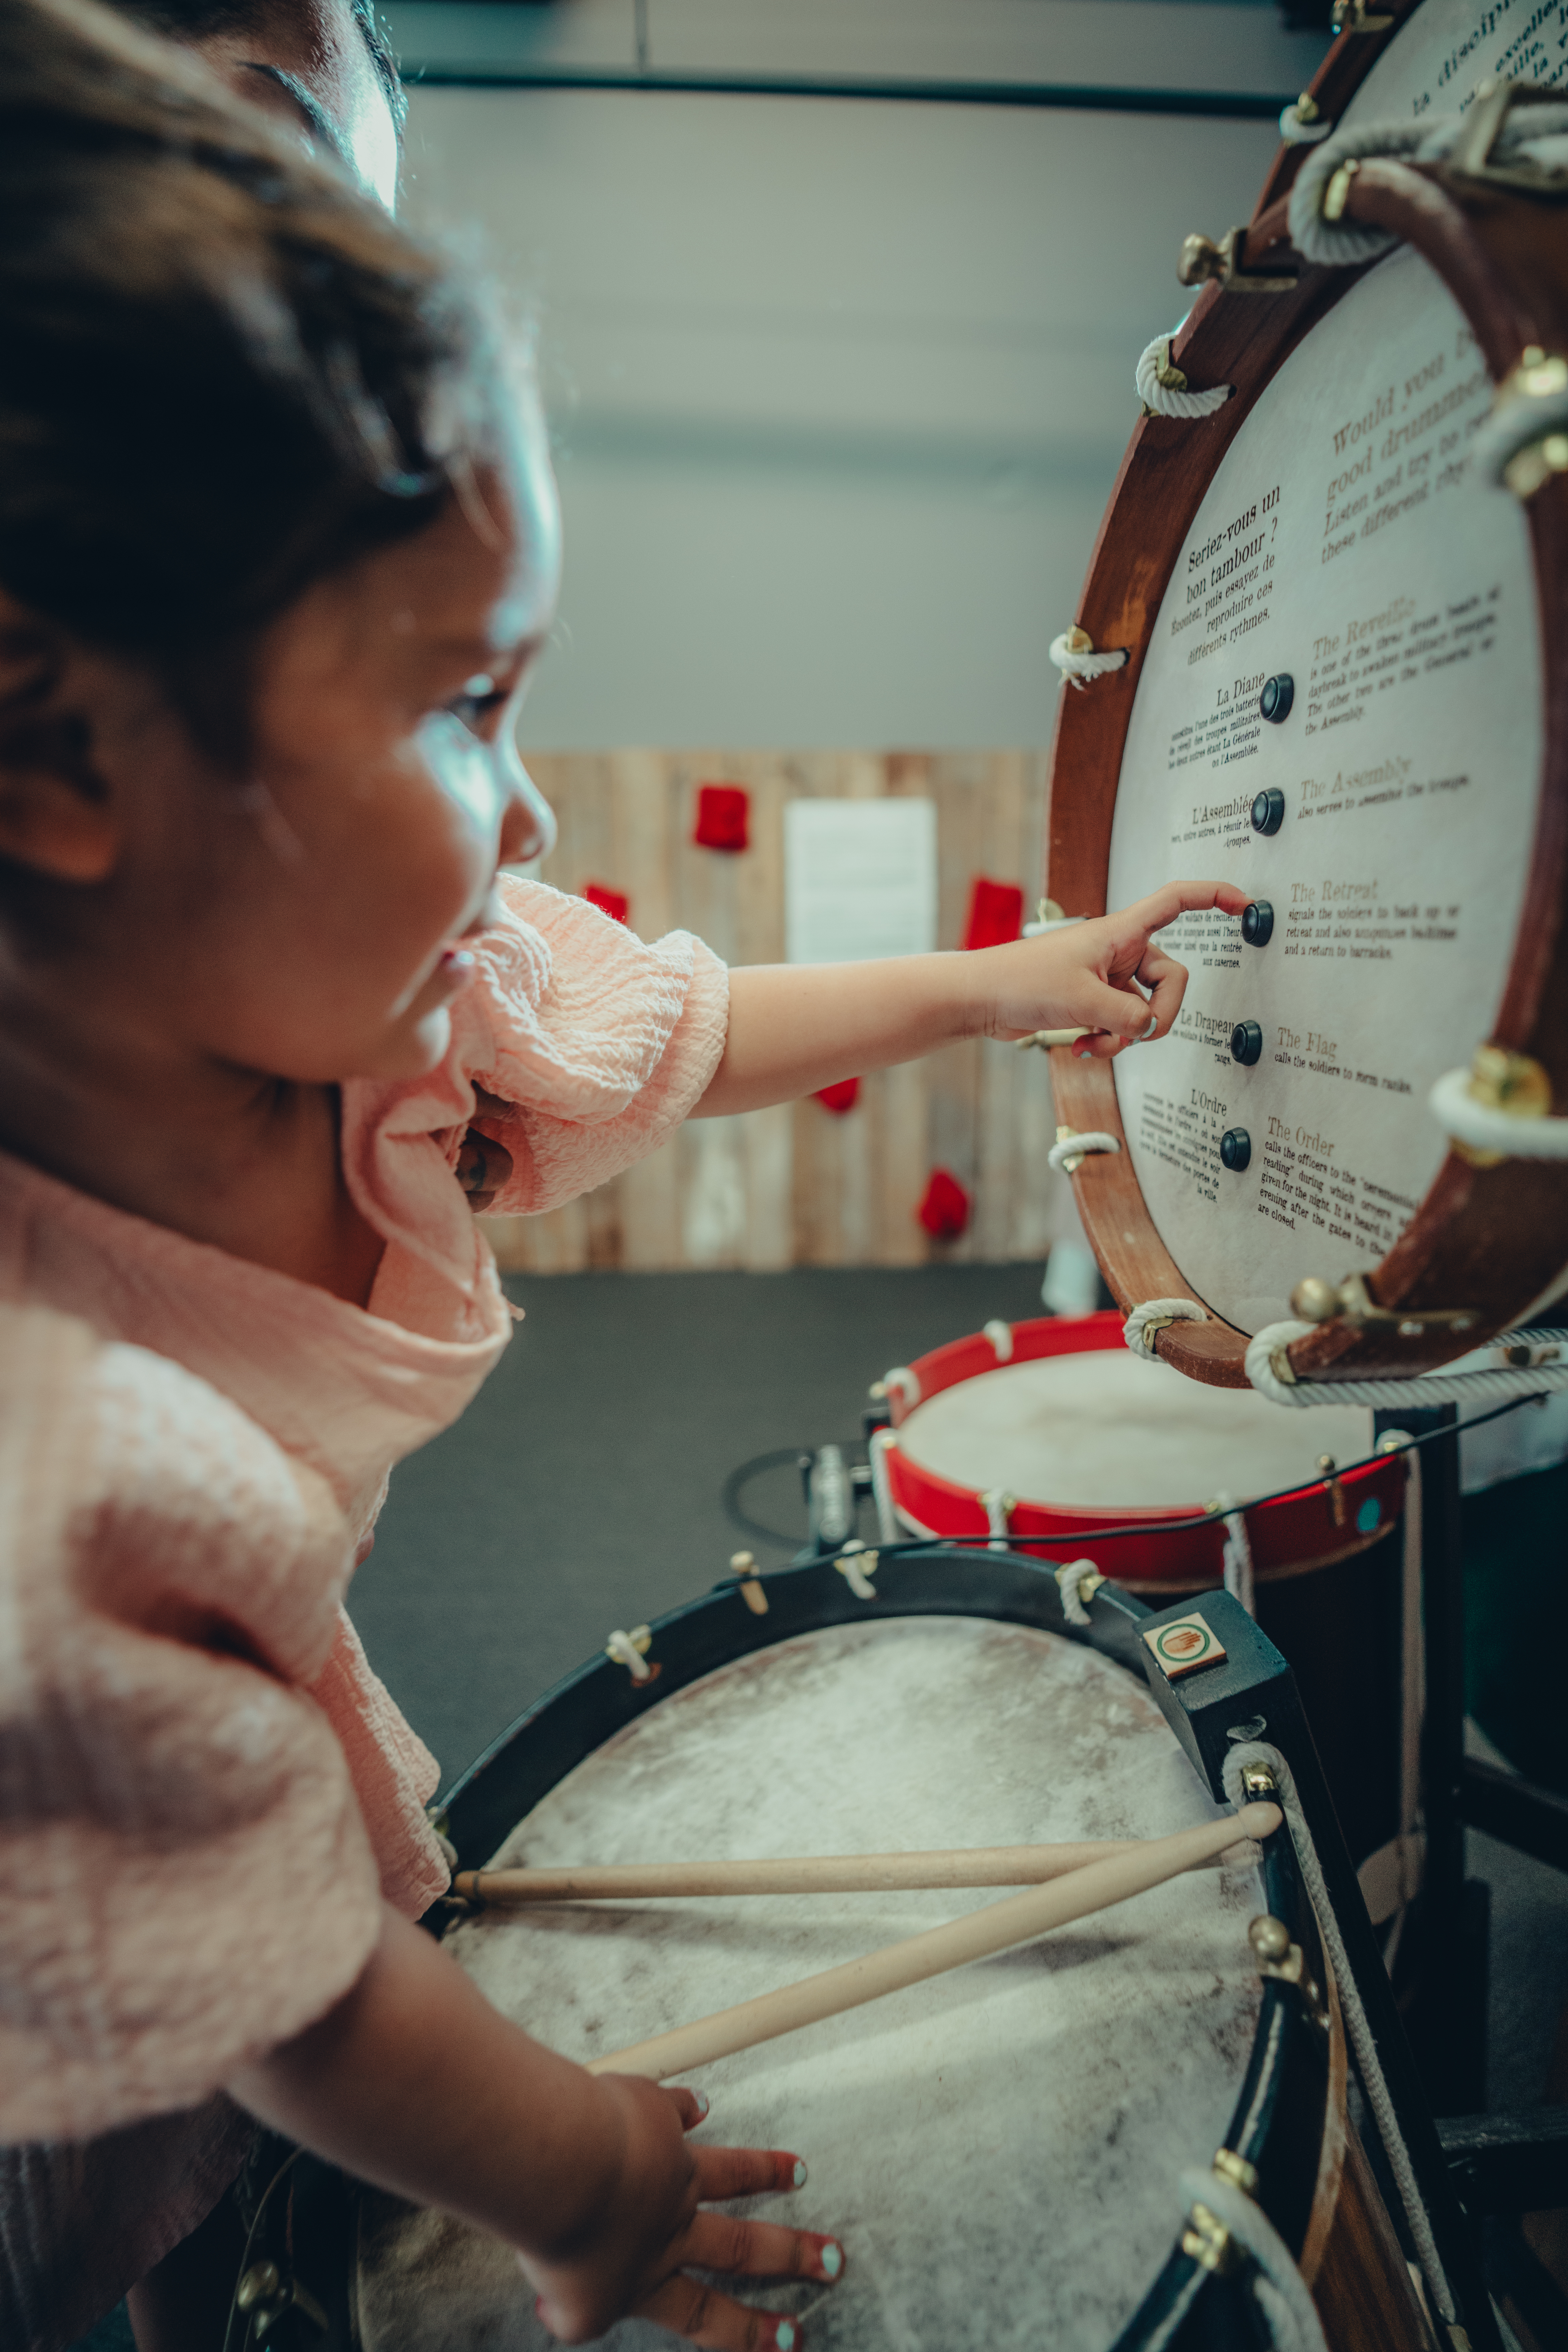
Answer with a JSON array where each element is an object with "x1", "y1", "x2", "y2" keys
[{"x1": 0, "y1": 6, "x2": 1248, "y2": 2348}]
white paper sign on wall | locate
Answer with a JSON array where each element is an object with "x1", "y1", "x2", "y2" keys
[{"x1": 784, "y1": 798, "x2": 938, "y2": 966}]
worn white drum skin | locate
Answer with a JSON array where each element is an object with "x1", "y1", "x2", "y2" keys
[
  {"x1": 357, "y1": 1621, "x2": 1264, "y2": 2352},
  {"x1": 895, "y1": 1350, "x2": 1371, "y2": 1513}
]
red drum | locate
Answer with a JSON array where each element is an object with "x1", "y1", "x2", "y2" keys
[
  {"x1": 875, "y1": 1311, "x2": 1404, "y2": 1590},
  {"x1": 872, "y1": 1314, "x2": 1414, "y2": 1885}
]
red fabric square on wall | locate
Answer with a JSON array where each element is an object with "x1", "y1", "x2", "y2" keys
[
  {"x1": 961, "y1": 876, "x2": 1025, "y2": 952},
  {"x1": 917, "y1": 1168, "x2": 970, "y2": 1239},
  {"x1": 815, "y1": 1077, "x2": 861, "y2": 1115},
  {"x1": 582, "y1": 883, "x2": 630, "y2": 925},
  {"x1": 693, "y1": 783, "x2": 750, "y2": 852}
]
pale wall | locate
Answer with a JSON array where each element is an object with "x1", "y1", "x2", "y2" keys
[{"x1": 398, "y1": 81, "x2": 1285, "y2": 747}]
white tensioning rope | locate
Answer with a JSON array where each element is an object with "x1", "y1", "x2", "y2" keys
[
  {"x1": 1176, "y1": 2169, "x2": 1328, "y2": 2352},
  {"x1": 868, "y1": 1427, "x2": 901, "y2": 1546},
  {"x1": 1047, "y1": 1130, "x2": 1121, "y2": 1173},
  {"x1": 1123, "y1": 1297, "x2": 1208, "y2": 1355},
  {"x1": 1428, "y1": 1066, "x2": 1568, "y2": 1158},
  {"x1": 1244, "y1": 1323, "x2": 1568, "y2": 1408},
  {"x1": 605, "y1": 1628, "x2": 653, "y2": 1682},
  {"x1": 1469, "y1": 374, "x2": 1568, "y2": 495},
  {"x1": 1049, "y1": 632, "x2": 1129, "y2": 688},
  {"x1": 1136, "y1": 331, "x2": 1233, "y2": 421},
  {"x1": 1055, "y1": 1558, "x2": 1103, "y2": 1626},
  {"x1": 1222, "y1": 1743, "x2": 1456, "y2": 2325},
  {"x1": 978, "y1": 1487, "x2": 1016, "y2": 1552},
  {"x1": 1288, "y1": 105, "x2": 1568, "y2": 268},
  {"x1": 1278, "y1": 96, "x2": 1330, "y2": 147},
  {"x1": 1213, "y1": 1491, "x2": 1256, "y2": 1617}
]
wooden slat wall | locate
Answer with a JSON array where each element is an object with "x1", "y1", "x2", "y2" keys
[{"x1": 481, "y1": 749, "x2": 1075, "y2": 1272}]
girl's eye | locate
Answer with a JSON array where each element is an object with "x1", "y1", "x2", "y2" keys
[{"x1": 445, "y1": 673, "x2": 506, "y2": 732}]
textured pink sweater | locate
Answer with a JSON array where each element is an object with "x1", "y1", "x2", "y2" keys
[{"x1": 0, "y1": 877, "x2": 728, "y2": 2147}]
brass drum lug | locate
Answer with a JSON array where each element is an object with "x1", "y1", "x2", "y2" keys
[
  {"x1": 1248, "y1": 1914, "x2": 1304, "y2": 1984},
  {"x1": 1248, "y1": 1916, "x2": 1331, "y2": 2030},
  {"x1": 1451, "y1": 1042, "x2": 1555, "y2": 1165},
  {"x1": 1317, "y1": 1455, "x2": 1347, "y2": 1530},
  {"x1": 729, "y1": 1551, "x2": 770, "y2": 1615},
  {"x1": 1288, "y1": 1269, "x2": 1479, "y2": 1339},
  {"x1": 1177, "y1": 225, "x2": 1300, "y2": 296},
  {"x1": 1054, "y1": 1124, "x2": 1091, "y2": 1177},
  {"x1": 1445, "y1": 80, "x2": 1568, "y2": 200},
  {"x1": 237, "y1": 2260, "x2": 328, "y2": 2344},
  {"x1": 1330, "y1": 1, "x2": 1394, "y2": 31},
  {"x1": 1323, "y1": 159, "x2": 1360, "y2": 222},
  {"x1": 1212, "y1": 2146, "x2": 1260, "y2": 2197},
  {"x1": 1181, "y1": 2199, "x2": 1243, "y2": 2276}
]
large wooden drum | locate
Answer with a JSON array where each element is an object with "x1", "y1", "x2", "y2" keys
[
  {"x1": 349, "y1": 1556, "x2": 1429, "y2": 2352},
  {"x1": 1046, "y1": 0, "x2": 1568, "y2": 1388}
]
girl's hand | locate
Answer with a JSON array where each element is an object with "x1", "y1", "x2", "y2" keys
[
  {"x1": 976, "y1": 880, "x2": 1252, "y2": 1059},
  {"x1": 524, "y1": 2074, "x2": 842, "y2": 2351}
]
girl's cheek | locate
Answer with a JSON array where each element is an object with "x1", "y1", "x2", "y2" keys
[{"x1": 417, "y1": 714, "x2": 511, "y2": 849}]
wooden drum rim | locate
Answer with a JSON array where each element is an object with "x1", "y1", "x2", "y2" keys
[
  {"x1": 1251, "y1": 0, "x2": 1430, "y2": 219},
  {"x1": 880, "y1": 1311, "x2": 1406, "y2": 1578},
  {"x1": 1045, "y1": 160, "x2": 1568, "y2": 1388}
]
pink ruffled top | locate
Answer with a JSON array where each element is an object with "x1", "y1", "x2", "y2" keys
[{"x1": 0, "y1": 879, "x2": 728, "y2": 2143}]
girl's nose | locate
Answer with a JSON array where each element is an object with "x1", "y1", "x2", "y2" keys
[{"x1": 498, "y1": 748, "x2": 557, "y2": 869}]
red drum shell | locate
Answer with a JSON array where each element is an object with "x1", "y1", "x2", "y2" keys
[{"x1": 882, "y1": 1312, "x2": 1405, "y2": 1590}]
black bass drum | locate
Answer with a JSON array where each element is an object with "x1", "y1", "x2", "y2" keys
[{"x1": 334, "y1": 1555, "x2": 1432, "y2": 2352}]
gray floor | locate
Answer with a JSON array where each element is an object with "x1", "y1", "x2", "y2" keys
[{"x1": 352, "y1": 1263, "x2": 1049, "y2": 1788}]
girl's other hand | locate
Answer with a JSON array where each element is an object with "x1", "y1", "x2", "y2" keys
[
  {"x1": 979, "y1": 880, "x2": 1252, "y2": 1059},
  {"x1": 525, "y1": 2075, "x2": 841, "y2": 2351}
]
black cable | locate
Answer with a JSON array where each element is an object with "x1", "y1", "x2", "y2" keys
[
  {"x1": 721, "y1": 1446, "x2": 823, "y2": 1548},
  {"x1": 725, "y1": 1385, "x2": 1554, "y2": 1573},
  {"x1": 220, "y1": 2147, "x2": 303, "y2": 2352}
]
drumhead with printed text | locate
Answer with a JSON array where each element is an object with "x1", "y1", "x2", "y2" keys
[
  {"x1": 1105, "y1": 243, "x2": 1540, "y2": 1337},
  {"x1": 1043, "y1": 26, "x2": 1568, "y2": 1386}
]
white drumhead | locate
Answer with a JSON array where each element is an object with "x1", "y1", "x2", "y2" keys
[
  {"x1": 897, "y1": 1349, "x2": 1371, "y2": 1510},
  {"x1": 1107, "y1": 244, "x2": 1541, "y2": 1333},
  {"x1": 357, "y1": 1619, "x2": 1265, "y2": 2352},
  {"x1": 1341, "y1": 0, "x2": 1568, "y2": 126}
]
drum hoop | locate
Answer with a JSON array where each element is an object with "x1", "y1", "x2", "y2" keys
[
  {"x1": 431, "y1": 1551, "x2": 1333, "y2": 2348},
  {"x1": 1046, "y1": 159, "x2": 1568, "y2": 1390},
  {"x1": 881, "y1": 1314, "x2": 1406, "y2": 1574}
]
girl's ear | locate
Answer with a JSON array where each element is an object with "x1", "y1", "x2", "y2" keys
[{"x1": 0, "y1": 606, "x2": 120, "y2": 885}]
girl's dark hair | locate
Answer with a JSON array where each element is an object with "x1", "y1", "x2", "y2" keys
[{"x1": 0, "y1": 0, "x2": 492, "y2": 666}]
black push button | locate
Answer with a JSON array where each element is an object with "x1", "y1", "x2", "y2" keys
[
  {"x1": 1259, "y1": 674, "x2": 1294, "y2": 724},
  {"x1": 1220, "y1": 1128, "x2": 1252, "y2": 1172},
  {"x1": 1251, "y1": 787, "x2": 1285, "y2": 836},
  {"x1": 1241, "y1": 899, "x2": 1274, "y2": 947},
  {"x1": 1230, "y1": 1020, "x2": 1263, "y2": 1066}
]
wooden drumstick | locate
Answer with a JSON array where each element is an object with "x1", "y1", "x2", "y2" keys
[
  {"x1": 585, "y1": 1803, "x2": 1281, "y2": 2081},
  {"x1": 454, "y1": 1839, "x2": 1141, "y2": 1907}
]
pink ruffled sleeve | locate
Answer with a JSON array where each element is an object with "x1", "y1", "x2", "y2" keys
[
  {"x1": 342, "y1": 880, "x2": 729, "y2": 1296},
  {"x1": 0, "y1": 1306, "x2": 383, "y2": 2143},
  {"x1": 463, "y1": 878, "x2": 730, "y2": 1212}
]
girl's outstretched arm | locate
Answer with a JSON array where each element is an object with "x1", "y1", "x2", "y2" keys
[
  {"x1": 692, "y1": 881, "x2": 1251, "y2": 1117},
  {"x1": 230, "y1": 1904, "x2": 837, "y2": 2351}
]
